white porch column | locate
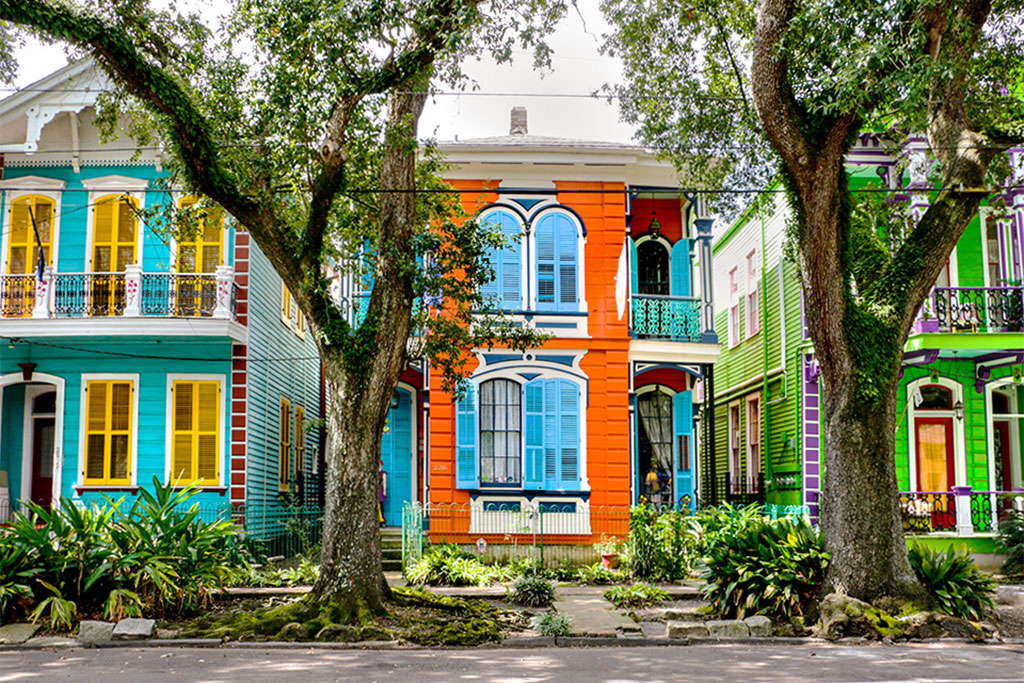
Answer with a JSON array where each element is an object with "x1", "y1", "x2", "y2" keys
[
  {"x1": 952, "y1": 485, "x2": 974, "y2": 536},
  {"x1": 32, "y1": 266, "x2": 53, "y2": 318},
  {"x1": 214, "y1": 265, "x2": 235, "y2": 319},
  {"x1": 123, "y1": 264, "x2": 142, "y2": 317}
]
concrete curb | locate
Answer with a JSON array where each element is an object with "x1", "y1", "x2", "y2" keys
[{"x1": 0, "y1": 635, "x2": 1015, "y2": 651}]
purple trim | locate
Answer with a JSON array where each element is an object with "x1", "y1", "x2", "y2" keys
[
  {"x1": 802, "y1": 353, "x2": 822, "y2": 524},
  {"x1": 951, "y1": 485, "x2": 973, "y2": 495},
  {"x1": 975, "y1": 352, "x2": 1024, "y2": 393}
]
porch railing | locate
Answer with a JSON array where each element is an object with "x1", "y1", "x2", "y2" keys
[
  {"x1": 899, "y1": 487, "x2": 1024, "y2": 535},
  {"x1": 918, "y1": 286, "x2": 1024, "y2": 333},
  {"x1": 630, "y1": 294, "x2": 703, "y2": 342},
  {"x1": 1, "y1": 265, "x2": 238, "y2": 321}
]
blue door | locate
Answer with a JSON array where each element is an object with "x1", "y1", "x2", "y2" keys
[
  {"x1": 380, "y1": 387, "x2": 413, "y2": 526},
  {"x1": 673, "y1": 390, "x2": 695, "y2": 510}
]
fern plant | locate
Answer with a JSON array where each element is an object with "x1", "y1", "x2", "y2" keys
[
  {"x1": 507, "y1": 576, "x2": 556, "y2": 606},
  {"x1": 996, "y1": 512, "x2": 1024, "y2": 577}
]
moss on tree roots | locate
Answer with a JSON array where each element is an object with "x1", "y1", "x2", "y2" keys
[{"x1": 182, "y1": 587, "x2": 523, "y2": 646}]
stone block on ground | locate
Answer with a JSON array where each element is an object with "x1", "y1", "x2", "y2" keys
[
  {"x1": 666, "y1": 621, "x2": 710, "y2": 639},
  {"x1": 743, "y1": 615, "x2": 772, "y2": 637},
  {"x1": 0, "y1": 623, "x2": 39, "y2": 644},
  {"x1": 25, "y1": 636, "x2": 78, "y2": 647},
  {"x1": 661, "y1": 606, "x2": 705, "y2": 622},
  {"x1": 78, "y1": 620, "x2": 116, "y2": 643},
  {"x1": 112, "y1": 618, "x2": 156, "y2": 640},
  {"x1": 706, "y1": 620, "x2": 749, "y2": 638}
]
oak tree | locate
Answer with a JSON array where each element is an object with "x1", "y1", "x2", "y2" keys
[{"x1": 603, "y1": 0, "x2": 1024, "y2": 600}]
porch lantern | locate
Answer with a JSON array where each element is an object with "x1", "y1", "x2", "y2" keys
[
  {"x1": 954, "y1": 399, "x2": 964, "y2": 421},
  {"x1": 648, "y1": 213, "x2": 661, "y2": 235}
]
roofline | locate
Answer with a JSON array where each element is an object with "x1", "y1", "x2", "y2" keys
[{"x1": 0, "y1": 57, "x2": 95, "y2": 118}]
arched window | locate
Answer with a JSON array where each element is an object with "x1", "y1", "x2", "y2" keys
[
  {"x1": 534, "y1": 212, "x2": 579, "y2": 312},
  {"x1": 92, "y1": 194, "x2": 138, "y2": 272},
  {"x1": 637, "y1": 390, "x2": 673, "y2": 504},
  {"x1": 637, "y1": 239, "x2": 669, "y2": 295},
  {"x1": 479, "y1": 210, "x2": 522, "y2": 309},
  {"x1": 917, "y1": 385, "x2": 953, "y2": 410},
  {"x1": 176, "y1": 196, "x2": 223, "y2": 273},
  {"x1": 7, "y1": 195, "x2": 54, "y2": 275}
]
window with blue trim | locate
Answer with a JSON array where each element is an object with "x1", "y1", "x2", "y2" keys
[
  {"x1": 534, "y1": 212, "x2": 579, "y2": 312},
  {"x1": 455, "y1": 376, "x2": 582, "y2": 491},
  {"x1": 479, "y1": 210, "x2": 522, "y2": 309}
]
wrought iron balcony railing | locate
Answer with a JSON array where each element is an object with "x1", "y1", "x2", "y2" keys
[
  {"x1": 630, "y1": 294, "x2": 703, "y2": 342},
  {"x1": 0, "y1": 265, "x2": 238, "y2": 321},
  {"x1": 918, "y1": 286, "x2": 1024, "y2": 334}
]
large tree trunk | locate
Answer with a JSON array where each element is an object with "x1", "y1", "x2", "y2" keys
[
  {"x1": 312, "y1": 85, "x2": 427, "y2": 611},
  {"x1": 819, "y1": 361, "x2": 927, "y2": 603}
]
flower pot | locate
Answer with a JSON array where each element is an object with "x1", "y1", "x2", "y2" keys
[{"x1": 601, "y1": 552, "x2": 620, "y2": 570}]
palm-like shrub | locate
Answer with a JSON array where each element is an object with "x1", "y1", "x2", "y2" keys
[
  {"x1": 403, "y1": 544, "x2": 493, "y2": 586},
  {"x1": 699, "y1": 517, "x2": 828, "y2": 621},
  {"x1": 507, "y1": 575, "x2": 556, "y2": 606},
  {"x1": 996, "y1": 512, "x2": 1024, "y2": 577},
  {"x1": 908, "y1": 545, "x2": 996, "y2": 620},
  {"x1": 0, "y1": 478, "x2": 246, "y2": 626}
]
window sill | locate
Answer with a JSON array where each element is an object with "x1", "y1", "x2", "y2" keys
[
  {"x1": 469, "y1": 489, "x2": 590, "y2": 499},
  {"x1": 75, "y1": 485, "x2": 138, "y2": 494}
]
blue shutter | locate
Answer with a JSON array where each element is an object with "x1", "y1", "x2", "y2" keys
[
  {"x1": 499, "y1": 212, "x2": 522, "y2": 308},
  {"x1": 543, "y1": 378, "x2": 558, "y2": 488},
  {"x1": 556, "y1": 216, "x2": 578, "y2": 311},
  {"x1": 536, "y1": 218, "x2": 556, "y2": 310},
  {"x1": 455, "y1": 383, "x2": 478, "y2": 488},
  {"x1": 673, "y1": 390, "x2": 694, "y2": 509},
  {"x1": 670, "y1": 238, "x2": 691, "y2": 297},
  {"x1": 629, "y1": 238, "x2": 638, "y2": 295},
  {"x1": 558, "y1": 380, "x2": 581, "y2": 488},
  {"x1": 524, "y1": 379, "x2": 545, "y2": 489}
]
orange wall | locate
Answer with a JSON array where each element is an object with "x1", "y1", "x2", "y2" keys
[{"x1": 427, "y1": 179, "x2": 680, "y2": 509}]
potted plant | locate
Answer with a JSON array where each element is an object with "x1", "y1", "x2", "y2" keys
[{"x1": 594, "y1": 536, "x2": 621, "y2": 570}]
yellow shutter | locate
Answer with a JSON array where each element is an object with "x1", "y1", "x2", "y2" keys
[
  {"x1": 83, "y1": 380, "x2": 133, "y2": 486},
  {"x1": 281, "y1": 284, "x2": 291, "y2": 324},
  {"x1": 92, "y1": 195, "x2": 137, "y2": 272},
  {"x1": 171, "y1": 380, "x2": 221, "y2": 486},
  {"x1": 279, "y1": 399, "x2": 290, "y2": 489},
  {"x1": 294, "y1": 406, "x2": 305, "y2": 476},
  {"x1": 176, "y1": 196, "x2": 223, "y2": 273},
  {"x1": 7, "y1": 195, "x2": 55, "y2": 275}
]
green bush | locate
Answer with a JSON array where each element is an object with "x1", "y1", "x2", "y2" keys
[
  {"x1": 576, "y1": 562, "x2": 625, "y2": 585},
  {"x1": 507, "y1": 575, "x2": 556, "y2": 606},
  {"x1": 530, "y1": 612, "x2": 572, "y2": 636},
  {"x1": 604, "y1": 583, "x2": 669, "y2": 609},
  {"x1": 623, "y1": 505, "x2": 693, "y2": 581},
  {"x1": 908, "y1": 545, "x2": 996, "y2": 620},
  {"x1": 0, "y1": 478, "x2": 246, "y2": 626},
  {"x1": 699, "y1": 517, "x2": 828, "y2": 621},
  {"x1": 404, "y1": 545, "x2": 494, "y2": 587},
  {"x1": 689, "y1": 503, "x2": 766, "y2": 556},
  {"x1": 996, "y1": 512, "x2": 1024, "y2": 577}
]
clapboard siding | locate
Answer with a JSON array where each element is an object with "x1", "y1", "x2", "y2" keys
[{"x1": 243, "y1": 238, "x2": 321, "y2": 507}]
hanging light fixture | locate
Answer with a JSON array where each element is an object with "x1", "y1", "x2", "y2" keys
[{"x1": 648, "y1": 212, "x2": 661, "y2": 235}]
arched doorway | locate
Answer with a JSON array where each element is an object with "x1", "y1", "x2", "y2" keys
[{"x1": 0, "y1": 372, "x2": 65, "y2": 518}]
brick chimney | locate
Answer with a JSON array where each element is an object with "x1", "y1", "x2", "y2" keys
[{"x1": 510, "y1": 107, "x2": 528, "y2": 135}]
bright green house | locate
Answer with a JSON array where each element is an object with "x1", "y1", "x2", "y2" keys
[{"x1": 706, "y1": 134, "x2": 1024, "y2": 541}]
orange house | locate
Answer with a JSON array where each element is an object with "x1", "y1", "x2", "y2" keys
[{"x1": 359, "y1": 109, "x2": 719, "y2": 546}]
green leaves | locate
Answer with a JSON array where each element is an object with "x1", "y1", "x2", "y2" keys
[
  {"x1": 604, "y1": 582, "x2": 669, "y2": 608},
  {"x1": 908, "y1": 544, "x2": 996, "y2": 620}
]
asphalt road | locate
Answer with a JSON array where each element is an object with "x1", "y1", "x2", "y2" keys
[{"x1": 1, "y1": 643, "x2": 1022, "y2": 682}]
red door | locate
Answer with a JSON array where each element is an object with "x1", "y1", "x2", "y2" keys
[
  {"x1": 30, "y1": 417, "x2": 55, "y2": 508},
  {"x1": 994, "y1": 420, "x2": 1012, "y2": 491},
  {"x1": 915, "y1": 417, "x2": 955, "y2": 531}
]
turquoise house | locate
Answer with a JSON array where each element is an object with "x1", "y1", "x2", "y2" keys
[{"x1": 0, "y1": 60, "x2": 321, "y2": 523}]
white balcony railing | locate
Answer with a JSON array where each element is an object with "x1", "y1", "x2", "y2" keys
[{"x1": 0, "y1": 264, "x2": 238, "y2": 321}]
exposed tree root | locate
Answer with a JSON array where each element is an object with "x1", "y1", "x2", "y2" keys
[{"x1": 182, "y1": 587, "x2": 525, "y2": 646}]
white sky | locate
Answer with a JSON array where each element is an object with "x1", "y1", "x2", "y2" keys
[{"x1": 10, "y1": 0, "x2": 637, "y2": 145}]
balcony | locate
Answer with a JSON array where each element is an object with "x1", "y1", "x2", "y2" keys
[
  {"x1": 630, "y1": 294, "x2": 704, "y2": 342},
  {"x1": 0, "y1": 265, "x2": 238, "y2": 321},
  {"x1": 917, "y1": 286, "x2": 1024, "y2": 334}
]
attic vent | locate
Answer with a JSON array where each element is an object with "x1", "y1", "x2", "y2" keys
[{"x1": 510, "y1": 107, "x2": 528, "y2": 135}]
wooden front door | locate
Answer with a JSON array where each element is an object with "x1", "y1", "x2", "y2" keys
[
  {"x1": 915, "y1": 417, "x2": 954, "y2": 491},
  {"x1": 30, "y1": 417, "x2": 55, "y2": 508},
  {"x1": 994, "y1": 420, "x2": 1012, "y2": 490}
]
